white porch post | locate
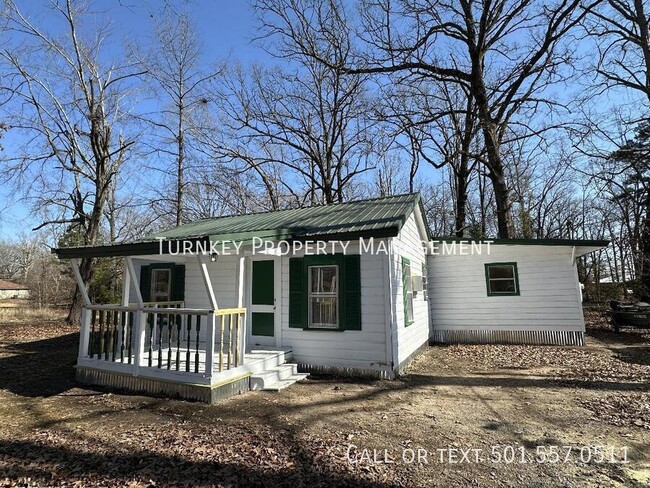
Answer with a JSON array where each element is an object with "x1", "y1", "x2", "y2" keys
[
  {"x1": 79, "y1": 306, "x2": 91, "y2": 358},
  {"x1": 197, "y1": 254, "x2": 218, "y2": 310},
  {"x1": 133, "y1": 309, "x2": 145, "y2": 376},
  {"x1": 70, "y1": 259, "x2": 92, "y2": 361},
  {"x1": 121, "y1": 260, "x2": 131, "y2": 307},
  {"x1": 197, "y1": 254, "x2": 218, "y2": 379},
  {"x1": 70, "y1": 259, "x2": 91, "y2": 307},
  {"x1": 205, "y1": 311, "x2": 216, "y2": 379},
  {"x1": 236, "y1": 256, "x2": 247, "y2": 358},
  {"x1": 125, "y1": 257, "x2": 143, "y2": 307},
  {"x1": 125, "y1": 257, "x2": 145, "y2": 376}
]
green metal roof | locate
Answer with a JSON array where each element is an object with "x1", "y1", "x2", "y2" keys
[
  {"x1": 144, "y1": 192, "x2": 422, "y2": 242},
  {"x1": 53, "y1": 193, "x2": 424, "y2": 258}
]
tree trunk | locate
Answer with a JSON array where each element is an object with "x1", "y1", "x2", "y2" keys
[
  {"x1": 177, "y1": 98, "x2": 185, "y2": 226},
  {"x1": 455, "y1": 165, "x2": 469, "y2": 237},
  {"x1": 640, "y1": 191, "x2": 650, "y2": 301}
]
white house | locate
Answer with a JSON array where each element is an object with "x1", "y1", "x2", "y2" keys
[
  {"x1": 0, "y1": 279, "x2": 30, "y2": 300},
  {"x1": 53, "y1": 193, "x2": 608, "y2": 403}
]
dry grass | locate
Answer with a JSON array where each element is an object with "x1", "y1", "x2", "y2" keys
[{"x1": 0, "y1": 305, "x2": 67, "y2": 324}]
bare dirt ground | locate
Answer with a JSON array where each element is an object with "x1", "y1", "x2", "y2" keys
[{"x1": 0, "y1": 308, "x2": 648, "y2": 487}]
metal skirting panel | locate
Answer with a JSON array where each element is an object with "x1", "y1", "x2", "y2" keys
[
  {"x1": 75, "y1": 367, "x2": 250, "y2": 404},
  {"x1": 297, "y1": 363, "x2": 392, "y2": 380},
  {"x1": 431, "y1": 329, "x2": 585, "y2": 346}
]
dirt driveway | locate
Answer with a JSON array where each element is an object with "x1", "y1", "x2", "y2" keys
[{"x1": 0, "y1": 314, "x2": 648, "y2": 487}]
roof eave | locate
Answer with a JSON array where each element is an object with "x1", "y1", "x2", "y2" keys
[{"x1": 52, "y1": 227, "x2": 401, "y2": 259}]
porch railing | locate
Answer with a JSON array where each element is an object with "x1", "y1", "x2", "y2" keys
[{"x1": 78, "y1": 304, "x2": 247, "y2": 383}]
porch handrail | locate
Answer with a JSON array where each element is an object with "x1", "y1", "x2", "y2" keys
[
  {"x1": 79, "y1": 303, "x2": 247, "y2": 381},
  {"x1": 215, "y1": 307, "x2": 246, "y2": 315},
  {"x1": 142, "y1": 307, "x2": 211, "y2": 315}
]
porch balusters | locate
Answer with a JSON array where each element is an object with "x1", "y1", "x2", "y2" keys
[
  {"x1": 147, "y1": 313, "x2": 154, "y2": 367},
  {"x1": 185, "y1": 315, "x2": 192, "y2": 372},
  {"x1": 218, "y1": 315, "x2": 225, "y2": 372},
  {"x1": 175, "y1": 314, "x2": 182, "y2": 371},
  {"x1": 157, "y1": 313, "x2": 164, "y2": 368},
  {"x1": 194, "y1": 315, "x2": 201, "y2": 373},
  {"x1": 80, "y1": 304, "x2": 245, "y2": 379}
]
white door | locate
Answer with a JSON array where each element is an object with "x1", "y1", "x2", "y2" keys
[{"x1": 247, "y1": 257, "x2": 280, "y2": 348}]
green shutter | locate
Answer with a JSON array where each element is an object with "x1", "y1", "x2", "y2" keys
[
  {"x1": 171, "y1": 264, "x2": 185, "y2": 302},
  {"x1": 289, "y1": 258, "x2": 304, "y2": 328},
  {"x1": 343, "y1": 255, "x2": 361, "y2": 330},
  {"x1": 139, "y1": 264, "x2": 151, "y2": 302}
]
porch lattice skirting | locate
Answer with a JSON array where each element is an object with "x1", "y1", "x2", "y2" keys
[{"x1": 431, "y1": 329, "x2": 585, "y2": 346}]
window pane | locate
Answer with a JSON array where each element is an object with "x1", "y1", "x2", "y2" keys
[
  {"x1": 152, "y1": 270, "x2": 170, "y2": 295},
  {"x1": 310, "y1": 296, "x2": 338, "y2": 327},
  {"x1": 310, "y1": 266, "x2": 338, "y2": 293},
  {"x1": 490, "y1": 279, "x2": 516, "y2": 293},
  {"x1": 404, "y1": 264, "x2": 412, "y2": 292},
  {"x1": 406, "y1": 292, "x2": 414, "y2": 322},
  {"x1": 488, "y1": 265, "x2": 514, "y2": 280}
]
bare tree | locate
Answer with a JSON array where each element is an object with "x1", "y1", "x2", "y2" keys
[
  {"x1": 261, "y1": 0, "x2": 597, "y2": 236},
  {"x1": 0, "y1": 0, "x2": 142, "y2": 321},
  {"x1": 133, "y1": 11, "x2": 221, "y2": 226},
  {"x1": 586, "y1": 0, "x2": 650, "y2": 107},
  {"x1": 207, "y1": 56, "x2": 378, "y2": 206},
  {"x1": 235, "y1": 0, "x2": 380, "y2": 205}
]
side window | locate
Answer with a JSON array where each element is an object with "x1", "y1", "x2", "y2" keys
[
  {"x1": 402, "y1": 257, "x2": 414, "y2": 326},
  {"x1": 422, "y1": 262, "x2": 428, "y2": 301},
  {"x1": 485, "y1": 262, "x2": 520, "y2": 296}
]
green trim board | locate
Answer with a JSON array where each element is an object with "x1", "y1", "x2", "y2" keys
[
  {"x1": 484, "y1": 262, "x2": 520, "y2": 296},
  {"x1": 288, "y1": 254, "x2": 361, "y2": 331},
  {"x1": 432, "y1": 237, "x2": 609, "y2": 247}
]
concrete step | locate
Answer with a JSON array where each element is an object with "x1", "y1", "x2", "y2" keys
[
  {"x1": 244, "y1": 349, "x2": 291, "y2": 375},
  {"x1": 250, "y1": 363, "x2": 308, "y2": 391},
  {"x1": 260, "y1": 373, "x2": 310, "y2": 391}
]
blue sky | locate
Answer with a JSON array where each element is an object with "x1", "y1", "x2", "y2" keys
[{"x1": 0, "y1": 0, "x2": 268, "y2": 239}]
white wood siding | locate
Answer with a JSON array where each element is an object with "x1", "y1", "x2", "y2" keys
[
  {"x1": 391, "y1": 210, "x2": 431, "y2": 367},
  {"x1": 279, "y1": 241, "x2": 392, "y2": 374},
  {"x1": 130, "y1": 256, "x2": 238, "y2": 310},
  {"x1": 428, "y1": 244, "x2": 584, "y2": 332}
]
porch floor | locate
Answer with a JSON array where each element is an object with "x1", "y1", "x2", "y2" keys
[{"x1": 90, "y1": 346, "x2": 296, "y2": 381}]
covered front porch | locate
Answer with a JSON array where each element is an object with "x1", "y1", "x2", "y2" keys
[{"x1": 68, "y1": 253, "x2": 302, "y2": 403}]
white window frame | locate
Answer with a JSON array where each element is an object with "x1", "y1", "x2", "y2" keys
[
  {"x1": 307, "y1": 264, "x2": 339, "y2": 329},
  {"x1": 403, "y1": 259, "x2": 414, "y2": 325}
]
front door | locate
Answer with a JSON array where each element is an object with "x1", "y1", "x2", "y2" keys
[{"x1": 248, "y1": 258, "x2": 279, "y2": 347}]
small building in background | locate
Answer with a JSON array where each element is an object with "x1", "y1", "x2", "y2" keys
[{"x1": 0, "y1": 279, "x2": 30, "y2": 300}]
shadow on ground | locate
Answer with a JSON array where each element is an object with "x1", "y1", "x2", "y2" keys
[
  {"x1": 0, "y1": 437, "x2": 400, "y2": 488},
  {"x1": 0, "y1": 332, "x2": 78, "y2": 397}
]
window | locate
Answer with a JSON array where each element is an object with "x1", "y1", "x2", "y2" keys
[
  {"x1": 485, "y1": 262, "x2": 520, "y2": 296},
  {"x1": 150, "y1": 268, "x2": 171, "y2": 302},
  {"x1": 402, "y1": 257, "x2": 414, "y2": 325},
  {"x1": 422, "y1": 262, "x2": 428, "y2": 301},
  {"x1": 139, "y1": 263, "x2": 185, "y2": 303},
  {"x1": 308, "y1": 265, "x2": 339, "y2": 329},
  {"x1": 289, "y1": 254, "x2": 361, "y2": 331}
]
